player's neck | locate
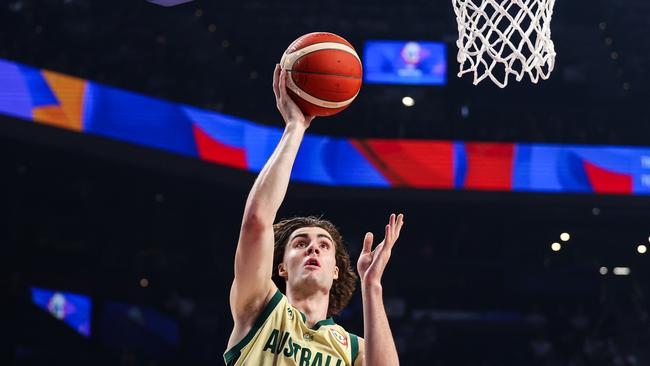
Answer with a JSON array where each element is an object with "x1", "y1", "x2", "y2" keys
[{"x1": 286, "y1": 287, "x2": 329, "y2": 327}]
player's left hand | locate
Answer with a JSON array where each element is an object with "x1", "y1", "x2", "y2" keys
[{"x1": 357, "y1": 213, "x2": 404, "y2": 287}]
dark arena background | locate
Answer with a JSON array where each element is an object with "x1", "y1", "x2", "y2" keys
[{"x1": 3, "y1": 0, "x2": 650, "y2": 365}]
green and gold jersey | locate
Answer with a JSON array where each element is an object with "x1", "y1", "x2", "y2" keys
[{"x1": 224, "y1": 289, "x2": 359, "y2": 366}]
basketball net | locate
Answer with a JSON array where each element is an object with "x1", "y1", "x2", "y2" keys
[{"x1": 452, "y1": 0, "x2": 556, "y2": 88}]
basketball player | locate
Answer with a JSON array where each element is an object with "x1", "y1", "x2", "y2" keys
[{"x1": 223, "y1": 65, "x2": 403, "y2": 366}]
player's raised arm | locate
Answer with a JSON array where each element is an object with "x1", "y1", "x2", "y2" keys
[
  {"x1": 229, "y1": 65, "x2": 314, "y2": 323},
  {"x1": 355, "y1": 213, "x2": 404, "y2": 366}
]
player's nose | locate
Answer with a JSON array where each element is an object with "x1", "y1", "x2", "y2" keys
[{"x1": 306, "y1": 242, "x2": 320, "y2": 255}]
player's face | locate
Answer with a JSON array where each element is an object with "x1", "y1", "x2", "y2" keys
[{"x1": 279, "y1": 226, "x2": 339, "y2": 292}]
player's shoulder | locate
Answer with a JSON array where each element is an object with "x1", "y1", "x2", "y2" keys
[
  {"x1": 322, "y1": 322, "x2": 363, "y2": 364},
  {"x1": 232, "y1": 284, "x2": 283, "y2": 330},
  {"x1": 331, "y1": 322, "x2": 358, "y2": 339},
  {"x1": 259, "y1": 285, "x2": 286, "y2": 319}
]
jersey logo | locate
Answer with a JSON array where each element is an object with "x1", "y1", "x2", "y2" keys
[
  {"x1": 287, "y1": 306, "x2": 294, "y2": 320},
  {"x1": 329, "y1": 328, "x2": 348, "y2": 347}
]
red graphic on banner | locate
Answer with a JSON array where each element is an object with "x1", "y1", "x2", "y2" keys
[
  {"x1": 463, "y1": 143, "x2": 515, "y2": 190},
  {"x1": 583, "y1": 161, "x2": 632, "y2": 194},
  {"x1": 351, "y1": 139, "x2": 454, "y2": 188},
  {"x1": 193, "y1": 125, "x2": 247, "y2": 169}
]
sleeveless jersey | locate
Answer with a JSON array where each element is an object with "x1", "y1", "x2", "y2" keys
[{"x1": 224, "y1": 289, "x2": 359, "y2": 366}]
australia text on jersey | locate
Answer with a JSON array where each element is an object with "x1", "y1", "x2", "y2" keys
[{"x1": 263, "y1": 328, "x2": 345, "y2": 366}]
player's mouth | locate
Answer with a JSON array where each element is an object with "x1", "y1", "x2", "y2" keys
[{"x1": 304, "y1": 258, "x2": 321, "y2": 268}]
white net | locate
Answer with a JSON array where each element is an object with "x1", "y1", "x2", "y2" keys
[{"x1": 452, "y1": 0, "x2": 556, "y2": 88}]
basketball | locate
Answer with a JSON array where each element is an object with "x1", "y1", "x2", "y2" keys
[{"x1": 280, "y1": 32, "x2": 363, "y2": 117}]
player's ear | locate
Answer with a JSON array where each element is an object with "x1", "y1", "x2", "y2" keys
[
  {"x1": 278, "y1": 263, "x2": 288, "y2": 279},
  {"x1": 333, "y1": 265, "x2": 339, "y2": 280}
]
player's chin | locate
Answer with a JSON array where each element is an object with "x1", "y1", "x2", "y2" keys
[
  {"x1": 301, "y1": 269, "x2": 320, "y2": 278},
  {"x1": 301, "y1": 271, "x2": 325, "y2": 282}
]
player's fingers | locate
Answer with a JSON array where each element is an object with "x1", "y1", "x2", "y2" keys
[
  {"x1": 362, "y1": 232, "x2": 373, "y2": 253},
  {"x1": 393, "y1": 214, "x2": 404, "y2": 240},
  {"x1": 384, "y1": 224, "x2": 393, "y2": 247},
  {"x1": 273, "y1": 64, "x2": 281, "y2": 100},
  {"x1": 279, "y1": 69, "x2": 289, "y2": 101},
  {"x1": 395, "y1": 213, "x2": 404, "y2": 238}
]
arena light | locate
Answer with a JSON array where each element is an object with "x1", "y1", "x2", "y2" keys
[
  {"x1": 613, "y1": 267, "x2": 630, "y2": 276},
  {"x1": 638, "y1": 245, "x2": 647, "y2": 254},
  {"x1": 560, "y1": 232, "x2": 570, "y2": 242},
  {"x1": 140, "y1": 278, "x2": 150, "y2": 288},
  {"x1": 402, "y1": 96, "x2": 415, "y2": 107},
  {"x1": 551, "y1": 242, "x2": 561, "y2": 252},
  {"x1": 599, "y1": 267, "x2": 608, "y2": 275}
]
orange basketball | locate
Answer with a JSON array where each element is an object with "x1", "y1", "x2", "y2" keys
[{"x1": 280, "y1": 32, "x2": 363, "y2": 117}]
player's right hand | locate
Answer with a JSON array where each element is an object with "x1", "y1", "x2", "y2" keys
[{"x1": 273, "y1": 64, "x2": 315, "y2": 129}]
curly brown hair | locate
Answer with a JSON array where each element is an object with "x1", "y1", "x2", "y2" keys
[{"x1": 272, "y1": 216, "x2": 357, "y2": 317}]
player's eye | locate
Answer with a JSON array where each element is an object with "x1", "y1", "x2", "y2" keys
[
  {"x1": 320, "y1": 242, "x2": 330, "y2": 250},
  {"x1": 296, "y1": 241, "x2": 307, "y2": 248}
]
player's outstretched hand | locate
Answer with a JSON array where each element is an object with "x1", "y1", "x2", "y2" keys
[
  {"x1": 273, "y1": 64, "x2": 314, "y2": 129},
  {"x1": 357, "y1": 213, "x2": 404, "y2": 287}
]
